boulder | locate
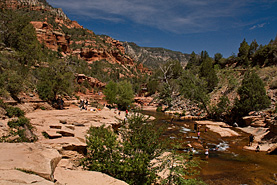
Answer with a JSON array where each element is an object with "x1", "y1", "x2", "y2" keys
[{"x1": 0, "y1": 143, "x2": 61, "y2": 181}]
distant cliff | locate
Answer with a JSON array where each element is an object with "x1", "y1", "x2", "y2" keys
[
  {"x1": 1, "y1": 0, "x2": 151, "y2": 76},
  {"x1": 123, "y1": 42, "x2": 190, "y2": 69}
]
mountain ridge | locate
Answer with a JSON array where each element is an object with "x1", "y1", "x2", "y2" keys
[{"x1": 123, "y1": 41, "x2": 190, "y2": 69}]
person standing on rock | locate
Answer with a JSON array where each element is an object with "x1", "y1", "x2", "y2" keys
[
  {"x1": 194, "y1": 123, "x2": 198, "y2": 132},
  {"x1": 205, "y1": 146, "x2": 209, "y2": 159},
  {"x1": 85, "y1": 99, "x2": 89, "y2": 110},
  {"x1": 197, "y1": 131, "x2": 200, "y2": 140},
  {"x1": 249, "y1": 134, "x2": 254, "y2": 146},
  {"x1": 256, "y1": 145, "x2": 260, "y2": 152},
  {"x1": 79, "y1": 99, "x2": 84, "y2": 111}
]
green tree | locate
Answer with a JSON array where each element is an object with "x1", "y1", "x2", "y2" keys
[
  {"x1": 180, "y1": 71, "x2": 210, "y2": 115},
  {"x1": 249, "y1": 39, "x2": 259, "y2": 59},
  {"x1": 199, "y1": 57, "x2": 218, "y2": 92},
  {"x1": 0, "y1": 9, "x2": 42, "y2": 66},
  {"x1": 81, "y1": 125, "x2": 121, "y2": 175},
  {"x1": 36, "y1": 60, "x2": 74, "y2": 102},
  {"x1": 0, "y1": 70, "x2": 24, "y2": 98},
  {"x1": 214, "y1": 53, "x2": 223, "y2": 64},
  {"x1": 237, "y1": 39, "x2": 250, "y2": 67},
  {"x1": 117, "y1": 80, "x2": 134, "y2": 110},
  {"x1": 186, "y1": 51, "x2": 199, "y2": 69},
  {"x1": 103, "y1": 80, "x2": 134, "y2": 109},
  {"x1": 103, "y1": 81, "x2": 118, "y2": 105},
  {"x1": 234, "y1": 71, "x2": 270, "y2": 118},
  {"x1": 253, "y1": 44, "x2": 277, "y2": 66}
]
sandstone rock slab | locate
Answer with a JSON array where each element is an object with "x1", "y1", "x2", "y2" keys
[
  {"x1": 44, "y1": 130, "x2": 62, "y2": 139},
  {"x1": 54, "y1": 167, "x2": 128, "y2": 185},
  {"x1": 57, "y1": 130, "x2": 75, "y2": 137},
  {"x1": 0, "y1": 169, "x2": 54, "y2": 185},
  {"x1": 0, "y1": 143, "x2": 61, "y2": 181}
]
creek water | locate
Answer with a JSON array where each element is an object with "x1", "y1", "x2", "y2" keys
[{"x1": 142, "y1": 110, "x2": 277, "y2": 185}]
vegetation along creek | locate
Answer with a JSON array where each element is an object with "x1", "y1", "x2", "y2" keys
[{"x1": 142, "y1": 110, "x2": 277, "y2": 185}]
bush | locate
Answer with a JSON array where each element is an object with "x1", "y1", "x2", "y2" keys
[
  {"x1": 5, "y1": 106, "x2": 25, "y2": 118},
  {"x1": 82, "y1": 112, "x2": 202, "y2": 184},
  {"x1": 234, "y1": 71, "x2": 270, "y2": 118},
  {"x1": 6, "y1": 117, "x2": 36, "y2": 142},
  {"x1": 7, "y1": 117, "x2": 31, "y2": 129}
]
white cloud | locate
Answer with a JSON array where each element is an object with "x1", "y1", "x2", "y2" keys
[
  {"x1": 46, "y1": 0, "x2": 273, "y2": 34},
  {"x1": 250, "y1": 22, "x2": 267, "y2": 30},
  {"x1": 250, "y1": 25, "x2": 257, "y2": 30}
]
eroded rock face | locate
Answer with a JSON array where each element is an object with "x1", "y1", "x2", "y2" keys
[
  {"x1": 30, "y1": 21, "x2": 71, "y2": 53},
  {"x1": 76, "y1": 74, "x2": 106, "y2": 89},
  {"x1": 0, "y1": 143, "x2": 62, "y2": 181}
]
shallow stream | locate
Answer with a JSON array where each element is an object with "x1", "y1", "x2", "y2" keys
[{"x1": 142, "y1": 110, "x2": 277, "y2": 185}]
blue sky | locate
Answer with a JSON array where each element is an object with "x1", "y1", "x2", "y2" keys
[{"x1": 47, "y1": 0, "x2": 277, "y2": 58}]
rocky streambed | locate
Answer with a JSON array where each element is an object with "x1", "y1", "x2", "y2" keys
[
  {"x1": 0, "y1": 104, "x2": 276, "y2": 185},
  {"x1": 142, "y1": 110, "x2": 277, "y2": 185}
]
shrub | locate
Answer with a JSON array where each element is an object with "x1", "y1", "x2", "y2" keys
[
  {"x1": 8, "y1": 117, "x2": 31, "y2": 129},
  {"x1": 5, "y1": 106, "x2": 25, "y2": 118},
  {"x1": 82, "y1": 112, "x2": 202, "y2": 184},
  {"x1": 7, "y1": 117, "x2": 36, "y2": 142}
]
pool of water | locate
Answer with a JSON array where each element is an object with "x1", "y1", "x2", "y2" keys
[{"x1": 142, "y1": 110, "x2": 277, "y2": 185}]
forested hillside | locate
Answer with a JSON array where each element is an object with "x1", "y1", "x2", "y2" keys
[
  {"x1": 0, "y1": 0, "x2": 151, "y2": 105},
  {"x1": 123, "y1": 42, "x2": 190, "y2": 69}
]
